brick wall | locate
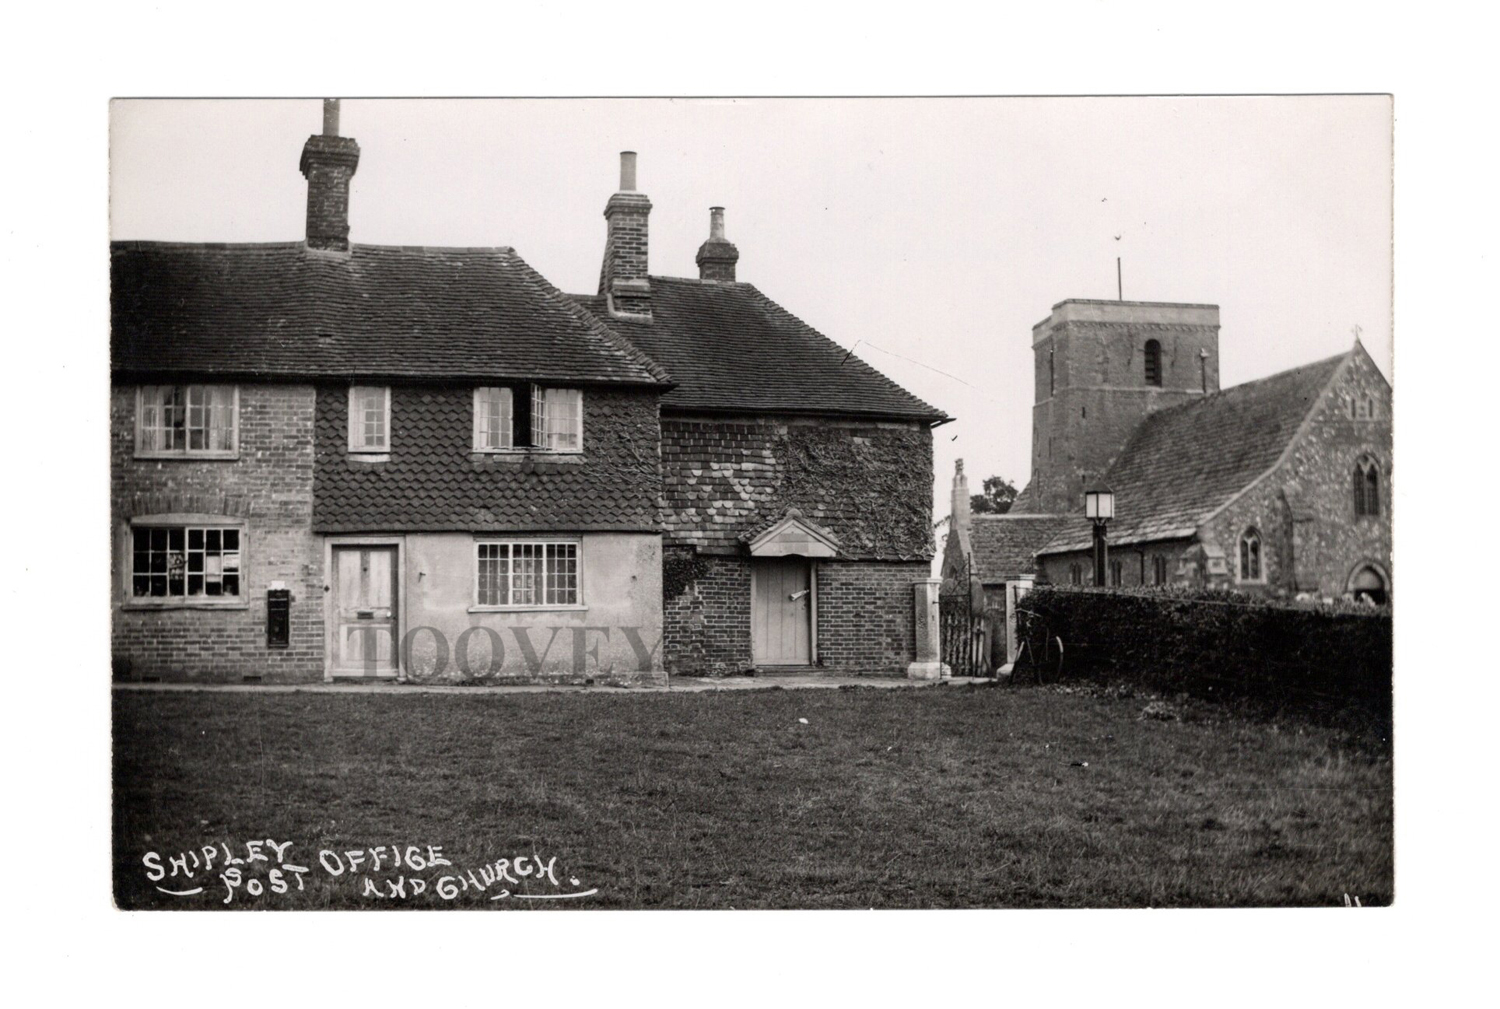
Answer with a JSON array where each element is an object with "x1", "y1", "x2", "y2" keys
[
  {"x1": 662, "y1": 548, "x2": 752, "y2": 675},
  {"x1": 815, "y1": 561, "x2": 926, "y2": 674},
  {"x1": 661, "y1": 550, "x2": 924, "y2": 675},
  {"x1": 661, "y1": 414, "x2": 934, "y2": 560},
  {"x1": 111, "y1": 383, "x2": 324, "y2": 682}
]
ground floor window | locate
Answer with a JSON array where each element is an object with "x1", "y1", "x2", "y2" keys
[
  {"x1": 1152, "y1": 554, "x2": 1169, "y2": 585},
  {"x1": 131, "y1": 525, "x2": 242, "y2": 598},
  {"x1": 476, "y1": 541, "x2": 580, "y2": 607},
  {"x1": 1069, "y1": 563, "x2": 1083, "y2": 586},
  {"x1": 1109, "y1": 559, "x2": 1123, "y2": 587}
]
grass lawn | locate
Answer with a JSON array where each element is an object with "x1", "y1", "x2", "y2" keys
[{"x1": 113, "y1": 683, "x2": 1392, "y2": 909}]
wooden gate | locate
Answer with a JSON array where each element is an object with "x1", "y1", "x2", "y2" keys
[{"x1": 939, "y1": 559, "x2": 988, "y2": 677}]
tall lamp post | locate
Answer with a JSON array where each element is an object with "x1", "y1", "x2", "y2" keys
[{"x1": 1084, "y1": 486, "x2": 1115, "y2": 587}]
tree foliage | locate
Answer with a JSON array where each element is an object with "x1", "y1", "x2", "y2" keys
[{"x1": 970, "y1": 475, "x2": 1018, "y2": 514}]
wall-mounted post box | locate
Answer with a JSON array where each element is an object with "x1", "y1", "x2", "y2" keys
[{"x1": 267, "y1": 584, "x2": 291, "y2": 648}]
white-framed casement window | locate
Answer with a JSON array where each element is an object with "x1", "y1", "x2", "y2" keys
[
  {"x1": 1238, "y1": 527, "x2": 1264, "y2": 583},
  {"x1": 474, "y1": 385, "x2": 583, "y2": 453},
  {"x1": 136, "y1": 385, "x2": 239, "y2": 458},
  {"x1": 531, "y1": 386, "x2": 584, "y2": 452},
  {"x1": 475, "y1": 540, "x2": 581, "y2": 609},
  {"x1": 129, "y1": 523, "x2": 244, "y2": 601},
  {"x1": 348, "y1": 386, "x2": 391, "y2": 453},
  {"x1": 473, "y1": 387, "x2": 515, "y2": 451}
]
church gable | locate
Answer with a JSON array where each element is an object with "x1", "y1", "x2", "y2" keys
[{"x1": 1197, "y1": 342, "x2": 1391, "y2": 597}]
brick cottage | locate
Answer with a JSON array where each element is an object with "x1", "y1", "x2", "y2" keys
[
  {"x1": 111, "y1": 102, "x2": 949, "y2": 685},
  {"x1": 942, "y1": 299, "x2": 1392, "y2": 604}
]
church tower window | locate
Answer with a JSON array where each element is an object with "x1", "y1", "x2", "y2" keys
[{"x1": 1144, "y1": 339, "x2": 1163, "y2": 387}]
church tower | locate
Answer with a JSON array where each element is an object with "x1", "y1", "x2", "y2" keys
[{"x1": 1026, "y1": 299, "x2": 1220, "y2": 513}]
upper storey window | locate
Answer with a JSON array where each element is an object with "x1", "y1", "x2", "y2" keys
[
  {"x1": 1144, "y1": 340, "x2": 1163, "y2": 387},
  {"x1": 348, "y1": 386, "x2": 390, "y2": 453},
  {"x1": 474, "y1": 387, "x2": 515, "y2": 450},
  {"x1": 475, "y1": 385, "x2": 584, "y2": 453},
  {"x1": 136, "y1": 385, "x2": 238, "y2": 458}
]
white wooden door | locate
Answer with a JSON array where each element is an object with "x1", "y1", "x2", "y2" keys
[
  {"x1": 752, "y1": 558, "x2": 812, "y2": 666},
  {"x1": 332, "y1": 546, "x2": 398, "y2": 676}
]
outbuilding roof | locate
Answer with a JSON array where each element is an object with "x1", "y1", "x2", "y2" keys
[
  {"x1": 967, "y1": 514, "x2": 1088, "y2": 582},
  {"x1": 111, "y1": 241, "x2": 671, "y2": 386}
]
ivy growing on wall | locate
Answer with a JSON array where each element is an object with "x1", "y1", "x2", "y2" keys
[
  {"x1": 773, "y1": 424, "x2": 933, "y2": 560},
  {"x1": 663, "y1": 549, "x2": 711, "y2": 600}
]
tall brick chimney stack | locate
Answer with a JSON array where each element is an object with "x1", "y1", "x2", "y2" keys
[
  {"x1": 299, "y1": 99, "x2": 360, "y2": 252},
  {"x1": 599, "y1": 151, "x2": 653, "y2": 319},
  {"x1": 696, "y1": 206, "x2": 740, "y2": 282}
]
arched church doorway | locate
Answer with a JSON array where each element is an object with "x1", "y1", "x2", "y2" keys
[{"x1": 1347, "y1": 563, "x2": 1389, "y2": 606}]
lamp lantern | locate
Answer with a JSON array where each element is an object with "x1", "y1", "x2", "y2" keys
[
  {"x1": 1084, "y1": 485, "x2": 1115, "y2": 586},
  {"x1": 1084, "y1": 487, "x2": 1115, "y2": 521}
]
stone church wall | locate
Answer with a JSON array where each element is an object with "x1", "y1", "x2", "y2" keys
[{"x1": 1204, "y1": 348, "x2": 1392, "y2": 599}]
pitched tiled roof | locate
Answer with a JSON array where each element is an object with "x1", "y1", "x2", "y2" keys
[
  {"x1": 1008, "y1": 481, "x2": 1039, "y2": 514},
  {"x1": 1038, "y1": 351, "x2": 1348, "y2": 554},
  {"x1": 111, "y1": 242, "x2": 670, "y2": 386},
  {"x1": 572, "y1": 278, "x2": 948, "y2": 422},
  {"x1": 968, "y1": 514, "x2": 1088, "y2": 582}
]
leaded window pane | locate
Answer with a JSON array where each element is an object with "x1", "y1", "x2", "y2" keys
[{"x1": 130, "y1": 525, "x2": 243, "y2": 599}]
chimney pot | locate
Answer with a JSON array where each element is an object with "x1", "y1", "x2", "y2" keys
[
  {"x1": 619, "y1": 151, "x2": 637, "y2": 192},
  {"x1": 322, "y1": 98, "x2": 340, "y2": 137},
  {"x1": 695, "y1": 205, "x2": 740, "y2": 282}
]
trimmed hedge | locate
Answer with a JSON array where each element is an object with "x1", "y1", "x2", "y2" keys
[{"x1": 1013, "y1": 587, "x2": 1392, "y2": 739}]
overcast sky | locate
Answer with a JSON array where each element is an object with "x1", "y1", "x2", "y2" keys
[{"x1": 111, "y1": 97, "x2": 1392, "y2": 522}]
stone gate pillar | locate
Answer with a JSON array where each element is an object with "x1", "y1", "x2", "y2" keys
[{"x1": 907, "y1": 577, "x2": 948, "y2": 680}]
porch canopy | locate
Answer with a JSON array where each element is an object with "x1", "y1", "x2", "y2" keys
[{"x1": 745, "y1": 508, "x2": 841, "y2": 558}]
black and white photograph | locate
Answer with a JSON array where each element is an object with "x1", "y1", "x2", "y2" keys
[
  {"x1": 7, "y1": 5, "x2": 1489, "y2": 1003},
  {"x1": 106, "y1": 95, "x2": 1393, "y2": 911}
]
